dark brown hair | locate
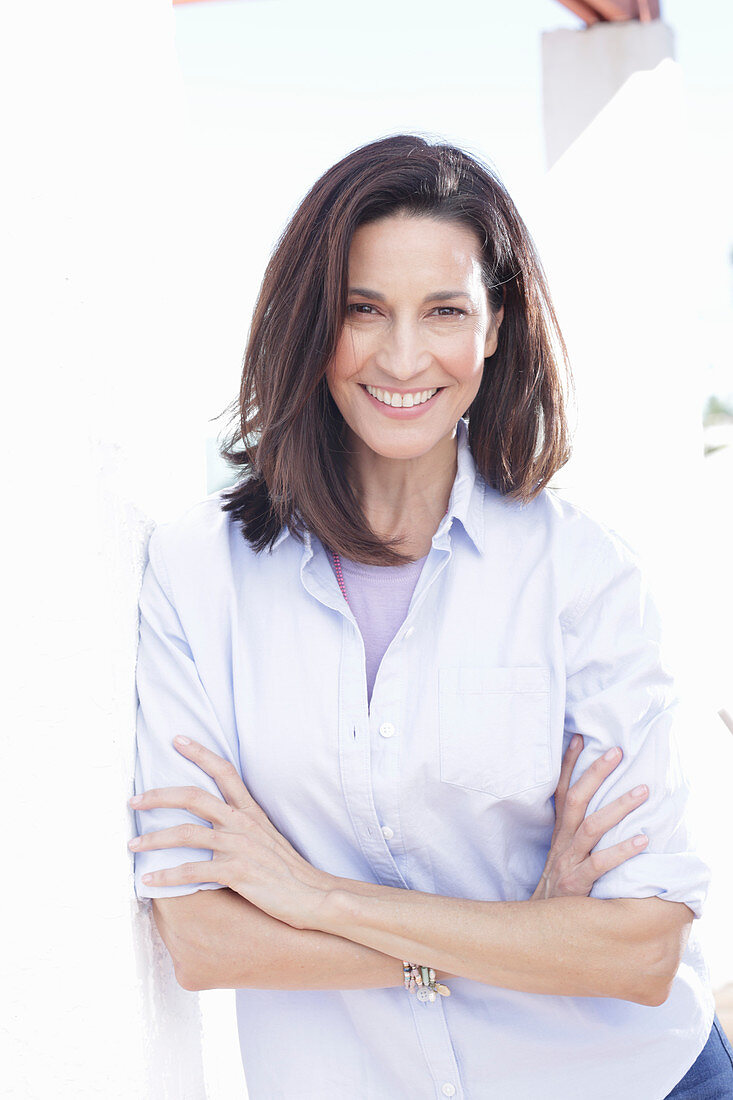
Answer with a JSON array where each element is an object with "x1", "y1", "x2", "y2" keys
[{"x1": 219, "y1": 133, "x2": 572, "y2": 564}]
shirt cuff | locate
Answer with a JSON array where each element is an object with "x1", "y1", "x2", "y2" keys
[{"x1": 589, "y1": 851, "x2": 712, "y2": 919}]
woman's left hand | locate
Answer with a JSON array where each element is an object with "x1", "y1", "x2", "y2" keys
[
  {"x1": 128, "y1": 737, "x2": 339, "y2": 930},
  {"x1": 531, "y1": 734, "x2": 650, "y2": 901}
]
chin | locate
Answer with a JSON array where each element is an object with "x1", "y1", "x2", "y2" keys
[{"x1": 348, "y1": 424, "x2": 447, "y2": 462}]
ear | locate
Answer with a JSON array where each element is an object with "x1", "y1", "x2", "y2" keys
[{"x1": 484, "y1": 304, "x2": 504, "y2": 358}]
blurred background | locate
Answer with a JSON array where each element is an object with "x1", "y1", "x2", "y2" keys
[{"x1": 2, "y1": 0, "x2": 731, "y2": 1095}]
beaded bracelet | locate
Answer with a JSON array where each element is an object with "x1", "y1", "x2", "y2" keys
[{"x1": 402, "y1": 960, "x2": 451, "y2": 1003}]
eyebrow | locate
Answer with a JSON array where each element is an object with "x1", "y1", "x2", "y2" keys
[{"x1": 348, "y1": 286, "x2": 474, "y2": 304}]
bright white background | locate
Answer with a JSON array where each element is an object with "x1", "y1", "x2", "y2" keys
[{"x1": 1, "y1": 1, "x2": 730, "y2": 1096}]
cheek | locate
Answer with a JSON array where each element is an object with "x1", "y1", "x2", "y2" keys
[
  {"x1": 328, "y1": 330, "x2": 365, "y2": 384},
  {"x1": 446, "y1": 331, "x2": 488, "y2": 379}
]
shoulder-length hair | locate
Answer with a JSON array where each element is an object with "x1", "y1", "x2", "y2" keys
[{"x1": 220, "y1": 133, "x2": 572, "y2": 565}]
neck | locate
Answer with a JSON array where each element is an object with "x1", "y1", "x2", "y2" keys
[{"x1": 343, "y1": 425, "x2": 459, "y2": 559}]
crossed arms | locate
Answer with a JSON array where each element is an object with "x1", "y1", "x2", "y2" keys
[{"x1": 140, "y1": 736, "x2": 693, "y2": 1005}]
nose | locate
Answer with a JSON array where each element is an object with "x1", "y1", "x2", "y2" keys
[{"x1": 373, "y1": 316, "x2": 433, "y2": 382}]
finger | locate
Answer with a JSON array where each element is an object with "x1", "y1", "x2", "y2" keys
[
  {"x1": 140, "y1": 860, "x2": 226, "y2": 889},
  {"x1": 172, "y1": 737, "x2": 253, "y2": 811},
  {"x1": 567, "y1": 784, "x2": 649, "y2": 862},
  {"x1": 172, "y1": 738, "x2": 284, "y2": 841},
  {"x1": 554, "y1": 734, "x2": 584, "y2": 813},
  {"x1": 129, "y1": 785, "x2": 231, "y2": 826},
  {"x1": 129, "y1": 822, "x2": 228, "y2": 854},
  {"x1": 555, "y1": 746, "x2": 625, "y2": 846},
  {"x1": 573, "y1": 833, "x2": 650, "y2": 893}
]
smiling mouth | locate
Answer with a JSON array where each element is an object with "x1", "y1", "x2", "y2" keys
[{"x1": 362, "y1": 384, "x2": 443, "y2": 408}]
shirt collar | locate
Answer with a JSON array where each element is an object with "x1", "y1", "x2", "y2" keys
[
  {"x1": 445, "y1": 416, "x2": 486, "y2": 554},
  {"x1": 269, "y1": 416, "x2": 486, "y2": 555}
]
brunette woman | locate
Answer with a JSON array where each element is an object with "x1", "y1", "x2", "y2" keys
[{"x1": 129, "y1": 135, "x2": 727, "y2": 1099}]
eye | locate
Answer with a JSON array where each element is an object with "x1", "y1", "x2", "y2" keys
[
  {"x1": 433, "y1": 306, "x2": 466, "y2": 317},
  {"x1": 347, "y1": 303, "x2": 379, "y2": 316}
]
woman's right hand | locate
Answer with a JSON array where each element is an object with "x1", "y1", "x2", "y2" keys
[{"x1": 531, "y1": 734, "x2": 650, "y2": 901}]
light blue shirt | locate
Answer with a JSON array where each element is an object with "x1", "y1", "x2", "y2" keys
[{"x1": 133, "y1": 417, "x2": 713, "y2": 1099}]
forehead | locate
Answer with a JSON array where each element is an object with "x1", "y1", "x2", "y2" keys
[{"x1": 347, "y1": 214, "x2": 485, "y2": 288}]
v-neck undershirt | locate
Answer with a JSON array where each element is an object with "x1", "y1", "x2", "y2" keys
[{"x1": 329, "y1": 551, "x2": 429, "y2": 705}]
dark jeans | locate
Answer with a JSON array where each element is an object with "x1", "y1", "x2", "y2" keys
[{"x1": 665, "y1": 1015, "x2": 733, "y2": 1098}]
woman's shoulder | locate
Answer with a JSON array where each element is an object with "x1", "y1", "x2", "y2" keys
[
  {"x1": 483, "y1": 483, "x2": 648, "y2": 622},
  {"x1": 141, "y1": 490, "x2": 265, "y2": 631},
  {"x1": 507, "y1": 483, "x2": 641, "y2": 566},
  {"x1": 530, "y1": 487, "x2": 652, "y2": 622},
  {"x1": 148, "y1": 490, "x2": 236, "y2": 568},
  {"x1": 143, "y1": 491, "x2": 259, "y2": 615}
]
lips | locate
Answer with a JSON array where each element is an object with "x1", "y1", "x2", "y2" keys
[
  {"x1": 362, "y1": 384, "x2": 443, "y2": 409},
  {"x1": 360, "y1": 383, "x2": 444, "y2": 418}
]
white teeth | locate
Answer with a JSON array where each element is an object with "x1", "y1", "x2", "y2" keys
[{"x1": 365, "y1": 385, "x2": 438, "y2": 408}]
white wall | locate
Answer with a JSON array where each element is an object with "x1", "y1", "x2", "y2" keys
[
  {"x1": 2, "y1": 0, "x2": 214, "y2": 1094},
  {"x1": 542, "y1": 19, "x2": 676, "y2": 166}
]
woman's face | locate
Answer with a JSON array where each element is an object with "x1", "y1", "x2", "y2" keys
[{"x1": 326, "y1": 211, "x2": 503, "y2": 464}]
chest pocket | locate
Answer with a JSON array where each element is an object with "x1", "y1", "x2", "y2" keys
[{"x1": 438, "y1": 666, "x2": 552, "y2": 800}]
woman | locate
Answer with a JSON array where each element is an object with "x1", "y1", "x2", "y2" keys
[{"x1": 129, "y1": 135, "x2": 728, "y2": 1098}]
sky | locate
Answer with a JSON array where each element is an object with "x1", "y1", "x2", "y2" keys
[{"x1": 171, "y1": 0, "x2": 733, "y2": 406}]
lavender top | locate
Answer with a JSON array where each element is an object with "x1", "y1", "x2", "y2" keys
[{"x1": 329, "y1": 550, "x2": 428, "y2": 705}]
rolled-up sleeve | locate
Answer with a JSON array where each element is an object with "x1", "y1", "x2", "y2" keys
[
  {"x1": 562, "y1": 532, "x2": 711, "y2": 918},
  {"x1": 132, "y1": 526, "x2": 238, "y2": 900}
]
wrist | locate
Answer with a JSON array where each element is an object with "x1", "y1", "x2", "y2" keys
[
  {"x1": 314, "y1": 885, "x2": 362, "y2": 936},
  {"x1": 316, "y1": 889, "x2": 457, "y2": 992}
]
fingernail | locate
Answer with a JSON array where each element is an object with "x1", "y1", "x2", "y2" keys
[
  {"x1": 631, "y1": 784, "x2": 648, "y2": 797},
  {"x1": 633, "y1": 834, "x2": 649, "y2": 848},
  {"x1": 174, "y1": 736, "x2": 191, "y2": 746},
  {"x1": 128, "y1": 837, "x2": 141, "y2": 849},
  {"x1": 129, "y1": 795, "x2": 142, "y2": 806},
  {"x1": 604, "y1": 747, "x2": 621, "y2": 761},
  {"x1": 570, "y1": 734, "x2": 581, "y2": 750}
]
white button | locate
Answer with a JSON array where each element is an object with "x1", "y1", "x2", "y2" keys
[
  {"x1": 379, "y1": 722, "x2": 395, "y2": 738},
  {"x1": 381, "y1": 825, "x2": 394, "y2": 840},
  {"x1": 403, "y1": 626, "x2": 414, "y2": 639},
  {"x1": 441, "y1": 1085, "x2": 456, "y2": 1097}
]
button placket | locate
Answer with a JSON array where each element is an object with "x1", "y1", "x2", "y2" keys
[
  {"x1": 336, "y1": 621, "x2": 409, "y2": 887},
  {"x1": 365, "y1": 547, "x2": 464, "y2": 1099},
  {"x1": 375, "y1": 719, "x2": 398, "y2": 846},
  {"x1": 368, "y1": 549, "x2": 454, "y2": 874},
  {"x1": 368, "y1": 696, "x2": 404, "y2": 867},
  {"x1": 405, "y1": 992, "x2": 465, "y2": 1100},
  {"x1": 310, "y1": 533, "x2": 465, "y2": 1099}
]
